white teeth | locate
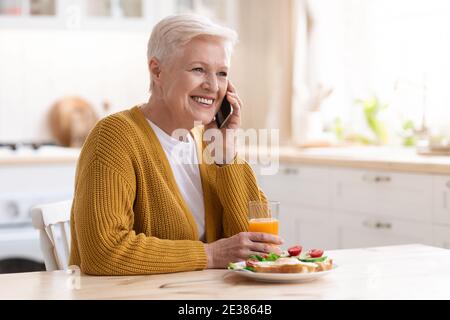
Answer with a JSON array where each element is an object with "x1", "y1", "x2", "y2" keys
[{"x1": 192, "y1": 96, "x2": 214, "y2": 105}]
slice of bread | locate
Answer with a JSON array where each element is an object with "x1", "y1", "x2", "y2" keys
[
  {"x1": 315, "y1": 259, "x2": 333, "y2": 272},
  {"x1": 251, "y1": 257, "x2": 332, "y2": 273},
  {"x1": 253, "y1": 263, "x2": 316, "y2": 273}
]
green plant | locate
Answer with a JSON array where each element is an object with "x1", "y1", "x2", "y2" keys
[
  {"x1": 330, "y1": 117, "x2": 375, "y2": 145},
  {"x1": 332, "y1": 117, "x2": 344, "y2": 141},
  {"x1": 355, "y1": 96, "x2": 389, "y2": 145},
  {"x1": 400, "y1": 120, "x2": 416, "y2": 147}
]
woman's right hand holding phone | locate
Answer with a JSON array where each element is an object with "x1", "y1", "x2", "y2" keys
[{"x1": 204, "y1": 81, "x2": 243, "y2": 165}]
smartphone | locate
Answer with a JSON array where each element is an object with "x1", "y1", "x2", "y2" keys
[{"x1": 215, "y1": 95, "x2": 233, "y2": 128}]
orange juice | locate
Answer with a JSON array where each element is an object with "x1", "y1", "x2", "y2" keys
[{"x1": 248, "y1": 218, "x2": 279, "y2": 235}]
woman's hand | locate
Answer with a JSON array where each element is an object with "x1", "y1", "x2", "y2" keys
[
  {"x1": 204, "y1": 81, "x2": 243, "y2": 165},
  {"x1": 219, "y1": 81, "x2": 242, "y2": 131},
  {"x1": 204, "y1": 232, "x2": 284, "y2": 269}
]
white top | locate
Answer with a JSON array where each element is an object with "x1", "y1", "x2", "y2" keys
[{"x1": 147, "y1": 120, "x2": 206, "y2": 242}]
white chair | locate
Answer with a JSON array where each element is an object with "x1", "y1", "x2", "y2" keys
[{"x1": 31, "y1": 200, "x2": 72, "y2": 271}]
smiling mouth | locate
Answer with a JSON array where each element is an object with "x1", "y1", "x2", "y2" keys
[{"x1": 191, "y1": 96, "x2": 215, "y2": 107}]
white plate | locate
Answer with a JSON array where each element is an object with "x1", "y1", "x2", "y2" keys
[{"x1": 228, "y1": 262, "x2": 337, "y2": 283}]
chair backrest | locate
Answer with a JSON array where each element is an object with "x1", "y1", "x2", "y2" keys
[{"x1": 31, "y1": 200, "x2": 72, "y2": 271}]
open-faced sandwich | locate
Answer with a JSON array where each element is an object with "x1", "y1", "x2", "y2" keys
[{"x1": 228, "y1": 245, "x2": 333, "y2": 274}]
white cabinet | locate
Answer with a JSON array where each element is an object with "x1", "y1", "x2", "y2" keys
[
  {"x1": 252, "y1": 162, "x2": 443, "y2": 250},
  {"x1": 290, "y1": 207, "x2": 339, "y2": 250},
  {"x1": 257, "y1": 164, "x2": 330, "y2": 209},
  {"x1": 331, "y1": 168, "x2": 433, "y2": 222},
  {"x1": 0, "y1": 0, "x2": 237, "y2": 30},
  {"x1": 253, "y1": 164, "x2": 335, "y2": 248},
  {"x1": 433, "y1": 225, "x2": 450, "y2": 249},
  {"x1": 0, "y1": 0, "x2": 154, "y2": 30},
  {"x1": 272, "y1": 203, "x2": 338, "y2": 250},
  {"x1": 330, "y1": 168, "x2": 434, "y2": 248},
  {"x1": 335, "y1": 212, "x2": 433, "y2": 249},
  {"x1": 330, "y1": 169, "x2": 378, "y2": 215},
  {"x1": 432, "y1": 175, "x2": 450, "y2": 226}
]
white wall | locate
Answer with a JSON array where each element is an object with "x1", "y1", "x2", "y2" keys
[{"x1": 0, "y1": 28, "x2": 150, "y2": 142}]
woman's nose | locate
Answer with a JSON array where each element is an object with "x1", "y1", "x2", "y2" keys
[{"x1": 202, "y1": 73, "x2": 219, "y2": 92}]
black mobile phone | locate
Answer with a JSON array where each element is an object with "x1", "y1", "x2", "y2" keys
[{"x1": 215, "y1": 95, "x2": 233, "y2": 128}]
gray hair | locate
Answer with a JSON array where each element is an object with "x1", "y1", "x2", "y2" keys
[{"x1": 147, "y1": 14, "x2": 238, "y2": 91}]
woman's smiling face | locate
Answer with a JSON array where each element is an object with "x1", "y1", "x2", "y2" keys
[{"x1": 157, "y1": 35, "x2": 231, "y2": 128}]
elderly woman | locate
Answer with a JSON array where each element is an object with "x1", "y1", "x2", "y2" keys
[{"x1": 69, "y1": 14, "x2": 283, "y2": 275}]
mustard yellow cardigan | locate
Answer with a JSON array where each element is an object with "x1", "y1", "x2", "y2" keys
[{"x1": 69, "y1": 106, "x2": 265, "y2": 275}]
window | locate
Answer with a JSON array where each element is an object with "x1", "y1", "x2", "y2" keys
[{"x1": 295, "y1": 0, "x2": 450, "y2": 144}]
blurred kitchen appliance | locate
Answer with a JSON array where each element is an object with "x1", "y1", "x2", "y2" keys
[
  {"x1": 48, "y1": 96, "x2": 98, "y2": 148},
  {"x1": 0, "y1": 145, "x2": 78, "y2": 273}
]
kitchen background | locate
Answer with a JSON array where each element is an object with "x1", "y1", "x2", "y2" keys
[{"x1": 1, "y1": 0, "x2": 450, "y2": 273}]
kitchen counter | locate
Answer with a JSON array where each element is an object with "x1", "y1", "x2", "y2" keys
[
  {"x1": 1, "y1": 244, "x2": 449, "y2": 299},
  {"x1": 2, "y1": 144, "x2": 450, "y2": 174},
  {"x1": 244, "y1": 146, "x2": 450, "y2": 174}
]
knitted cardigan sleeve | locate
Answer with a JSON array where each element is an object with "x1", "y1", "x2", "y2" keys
[
  {"x1": 71, "y1": 157, "x2": 207, "y2": 275},
  {"x1": 215, "y1": 158, "x2": 268, "y2": 237}
]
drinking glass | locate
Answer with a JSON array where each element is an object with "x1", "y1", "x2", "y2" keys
[{"x1": 248, "y1": 200, "x2": 279, "y2": 235}]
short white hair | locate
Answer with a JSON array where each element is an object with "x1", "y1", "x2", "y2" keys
[{"x1": 147, "y1": 14, "x2": 238, "y2": 91}]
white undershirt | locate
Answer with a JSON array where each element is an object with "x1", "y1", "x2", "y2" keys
[{"x1": 147, "y1": 119, "x2": 206, "y2": 242}]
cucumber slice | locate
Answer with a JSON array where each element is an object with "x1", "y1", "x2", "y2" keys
[{"x1": 299, "y1": 256, "x2": 327, "y2": 263}]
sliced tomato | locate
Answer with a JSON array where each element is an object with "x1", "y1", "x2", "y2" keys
[
  {"x1": 308, "y1": 249, "x2": 324, "y2": 258},
  {"x1": 288, "y1": 245, "x2": 303, "y2": 257}
]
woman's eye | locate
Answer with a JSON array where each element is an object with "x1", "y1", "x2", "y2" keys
[
  {"x1": 218, "y1": 72, "x2": 228, "y2": 77},
  {"x1": 192, "y1": 67, "x2": 204, "y2": 73}
]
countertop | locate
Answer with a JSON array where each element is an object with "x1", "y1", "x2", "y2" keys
[
  {"x1": 244, "y1": 146, "x2": 450, "y2": 174},
  {"x1": 1, "y1": 145, "x2": 450, "y2": 174},
  {"x1": 1, "y1": 244, "x2": 450, "y2": 299}
]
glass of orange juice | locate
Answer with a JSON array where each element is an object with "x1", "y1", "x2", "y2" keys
[{"x1": 248, "y1": 200, "x2": 279, "y2": 235}]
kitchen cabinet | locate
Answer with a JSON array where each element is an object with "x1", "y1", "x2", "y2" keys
[
  {"x1": 252, "y1": 162, "x2": 444, "y2": 250},
  {"x1": 330, "y1": 168, "x2": 378, "y2": 215},
  {"x1": 290, "y1": 207, "x2": 339, "y2": 250},
  {"x1": 335, "y1": 212, "x2": 433, "y2": 248},
  {"x1": 254, "y1": 164, "x2": 337, "y2": 248},
  {"x1": 0, "y1": 0, "x2": 158, "y2": 30},
  {"x1": 432, "y1": 175, "x2": 450, "y2": 226},
  {"x1": 433, "y1": 225, "x2": 450, "y2": 249},
  {"x1": 256, "y1": 164, "x2": 330, "y2": 209},
  {"x1": 0, "y1": 150, "x2": 77, "y2": 271},
  {"x1": 0, "y1": 0, "x2": 237, "y2": 30},
  {"x1": 268, "y1": 202, "x2": 338, "y2": 250},
  {"x1": 331, "y1": 168, "x2": 433, "y2": 222}
]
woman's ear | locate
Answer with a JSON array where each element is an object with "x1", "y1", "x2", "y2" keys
[{"x1": 149, "y1": 57, "x2": 162, "y2": 86}]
